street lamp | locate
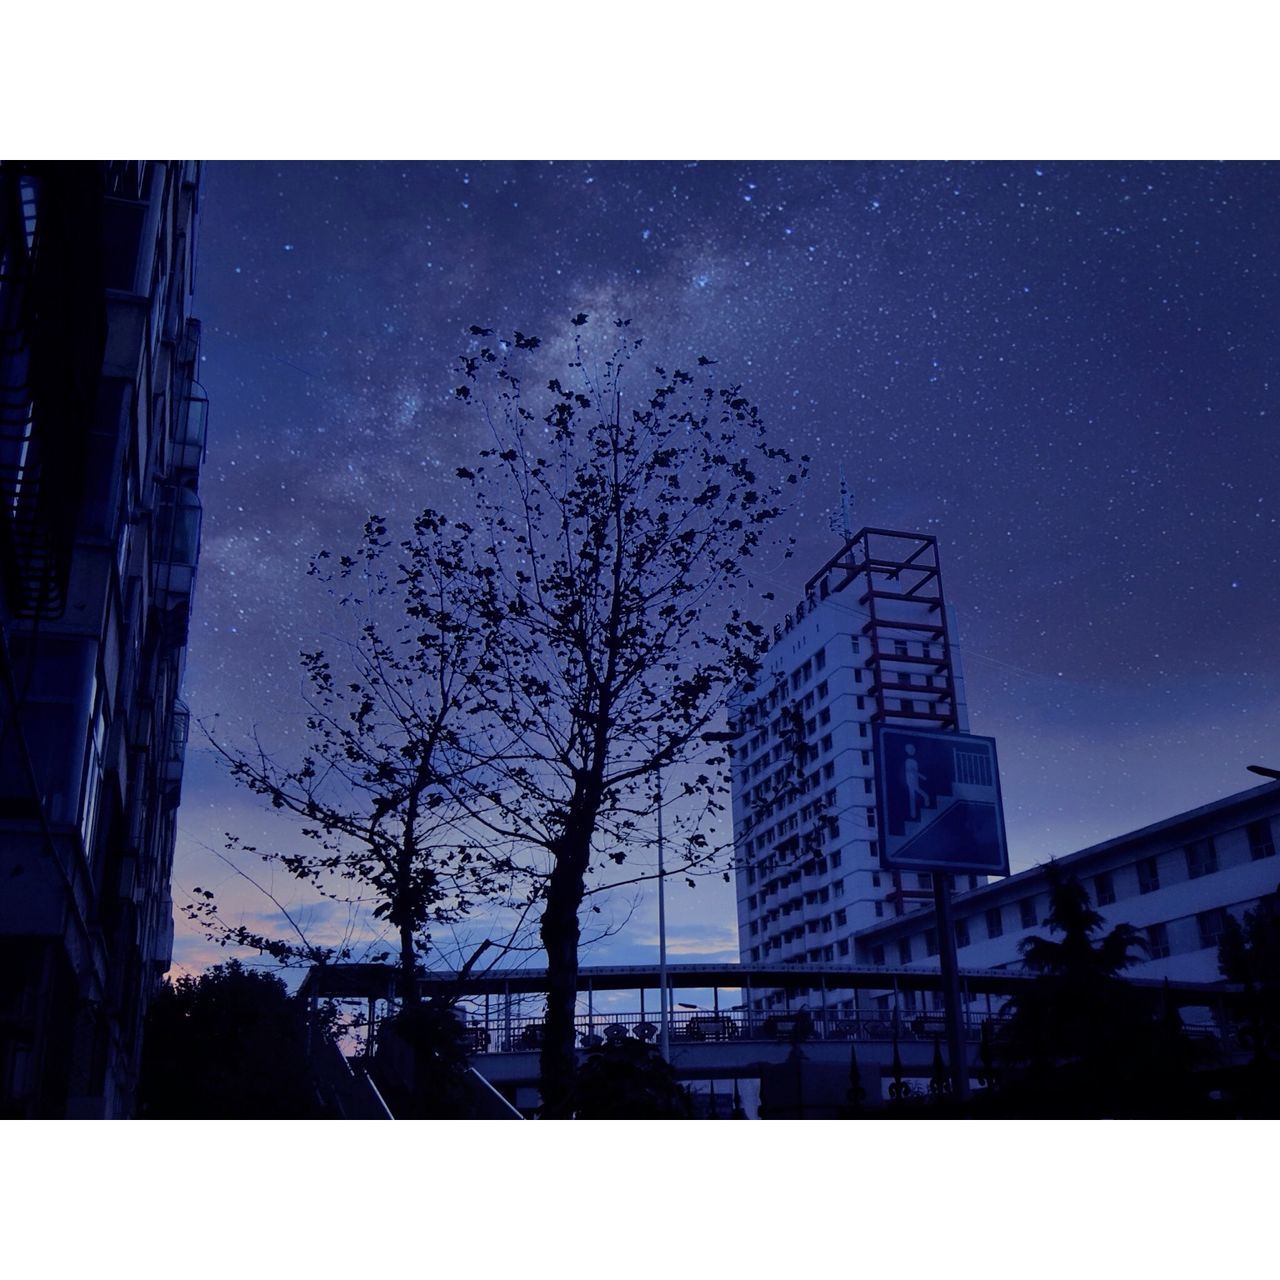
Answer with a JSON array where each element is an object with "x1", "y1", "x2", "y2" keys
[
  {"x1": 654, "y1": 728, "x2": 744, "y2": 1062},
  {"x1": 656, "y1": 747, "x2": 670, "y2": 1061}
]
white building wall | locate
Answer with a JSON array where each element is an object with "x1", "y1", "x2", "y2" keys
[{"x1": 853, "y1": 790, "x2": 1280, "y2": 1004}]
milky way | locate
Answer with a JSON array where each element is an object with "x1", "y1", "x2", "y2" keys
[{"x1": 173, "y1": 160, "x2": 1280, "y2": 974}]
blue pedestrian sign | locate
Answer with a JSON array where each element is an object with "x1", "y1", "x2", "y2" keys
[{"x1": 873, "y1": 726, "x2": 1009, "y2": 876}]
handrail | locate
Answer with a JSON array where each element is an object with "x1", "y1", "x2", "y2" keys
[{"x1": 467, "y1": 1006, "x2": 1022, "y2": 1054}]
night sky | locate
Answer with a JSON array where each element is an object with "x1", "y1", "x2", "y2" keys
[{"x1": 173, "y1": 160, "x2": 1280, "y2": 977}]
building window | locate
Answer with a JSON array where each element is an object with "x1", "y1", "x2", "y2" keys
[
  {"x1": 985, "y1": 907, "x2": 1004, "y2": 939},
  {"x1": 894, "y1": 640, "x2": 908, "y2": 656},
  {"x1": 874, "y1": 901, "x2": 884, "y2": 918},
  {"x1": 1185, "y1": 838, "x2": 1218, "y2": 880},
  {"x1": 1019, "y1": 898, "x2": 1038, "y2": 930},
  {"x1": 1248, "y1": 820, "x2": 1276, "y2": 860},
  {"x1": 866, "y1": 808, "x2": 876, "y2": 827},
  {"x1": 872, "y1": 872, "x2": 881, "y2": 887},
  {"x1": 837, "y1": 939, "x2": 850, "y2": 957},
  {"x1": 1137, "y1": 857, "x2": 1160, "y2": 894},
  {"x1": 955, "y1": 918, "x2": 970, "y2": 947},
  {"x1": 898, "y1": 939, "x2": 912, "y2": 965},
  {"x1": 918, "y1": 873, "x2": 932, "y2": 889},
  {"x1": 872, "y1": 945, "x2": 885, "y2": 966},
  {"x1": 1197, "y1": 910, "x2": 1227, "y2": 950},
  {"x1": 925, "y1": 929, "x2": 938, "y2": 957},
  {"x1": 1147, "y1": 922, "x2": 1170, "y2": 960},
  {"x1": 1095, "y1": 871, "x2": 1115, "y2": 906}
]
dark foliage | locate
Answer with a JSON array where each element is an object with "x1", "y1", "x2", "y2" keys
[
  {"x1": 987, "y1": 873, "x2": 1207, "y2": 1117},
  {"x1": 1216, "y1": 888, "x2": 1280, "y2": 1115},
  {"x1": 137, "y1": 961, "x2": 326, "y2": 1119},
  {"x1": 572, "y1": 1039, "x2": 692, "y2": 1119},
  {"x1": 369, "y1": 1001, "x2": 479, "y2": 1119},
  {"x1": 1218, "y1": 889, "x2": 1280, "y2": 1054}
]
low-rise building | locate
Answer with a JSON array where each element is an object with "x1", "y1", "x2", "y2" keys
[{"x1": 851, "y1": 781, "x2": 1280, "y2": 1017}]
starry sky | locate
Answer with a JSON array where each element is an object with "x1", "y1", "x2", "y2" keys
[{"x1": 173, "y1": 160, "x2": 1280, "y2": 979}]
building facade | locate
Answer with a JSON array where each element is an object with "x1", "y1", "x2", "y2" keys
[
  {"x1": 731, "y1": 528, "x2": 978, "y2": 1014},
  {"x1": 851, "y1": 781, "x2": 1280, "y2": 1017},
  {"x1": 0, "y1": 161, "x2": 205, "y2": 1117}
]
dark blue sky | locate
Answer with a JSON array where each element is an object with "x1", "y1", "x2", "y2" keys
[{"x1": 173, "y1": 160, "x2": 1280, "y2": 973}]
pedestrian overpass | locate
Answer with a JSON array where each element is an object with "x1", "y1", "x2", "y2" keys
[{"x1": 299, "y1": 960, "x2": 1235, "y2": 1106}]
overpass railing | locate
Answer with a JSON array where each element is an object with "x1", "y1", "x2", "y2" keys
[{"x1": 464, "y1": 1006, "x2": 1017, "y2": 1054}]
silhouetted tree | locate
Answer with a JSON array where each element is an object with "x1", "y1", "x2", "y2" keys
[
  {"x1": 1219, "y1": 889, "x2": 1280, "y2": 1053},
  {"x1": 446, "y1": 317, "x2": 804, "y2": 1115},
  {"x1": 993, "y1": 872, "x2": 1203, "y2": 1116},
  {"x1": 1217, "y1": 887, "x2": 1280, "y2": 1114},
  {"x1": 191, "y1": 510, "x2": 526, "y2": 1003},
  {"x1": 137, "y1": 961, "x2": 325, "y2": 1118}
]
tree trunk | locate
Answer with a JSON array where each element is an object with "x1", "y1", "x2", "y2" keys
[
  {"x1": 538, "y1": 841, "x2": 590, "y2": 1118},
  {"x1": 399, "y1": 918, "x2": 419, "y2": 1008}
]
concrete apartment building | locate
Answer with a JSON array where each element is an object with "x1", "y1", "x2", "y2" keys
[
  {"x1": 731, "y1": 527, "x2": 981, "y2": 1014},
  {"x1": 0, "y1": 161, "x2": 206, "y2": 1117}
]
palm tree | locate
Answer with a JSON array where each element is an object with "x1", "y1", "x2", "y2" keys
[{"x1": 993, "y1": 871, "x2": 1198, "y2": 1115}]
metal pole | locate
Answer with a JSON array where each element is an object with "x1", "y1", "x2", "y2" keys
[
  {"x1": 657, "y1": 752, "x2": 670, "y2": 1062},
  {"x1": 933, "y1": 878, "x2": 970, "y2": 1101}
]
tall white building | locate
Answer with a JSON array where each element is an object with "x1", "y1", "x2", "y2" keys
[{"x1": 730, "y1": 528, "x2": 977, "y2": 1014}]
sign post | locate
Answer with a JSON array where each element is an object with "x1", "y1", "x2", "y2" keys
[
  {"x1": 932, "y1": 877, "x2": 968, "y2": 1100},
  {"x1": 874, "y1": 726, "x2": 1009, "y2": 1102}
]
